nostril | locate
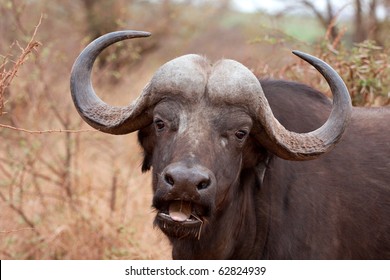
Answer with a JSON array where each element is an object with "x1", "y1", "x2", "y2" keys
[
  {"x1": 163, "y1": 164, "x2": 213, "y2": 191},
  {"x1": 164, "y1": 173, "x2": 175, "y2": 186},
  {"x1": 197, "y1": 178, "x2": 210, "y2": 190}
]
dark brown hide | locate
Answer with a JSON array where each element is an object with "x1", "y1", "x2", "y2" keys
[
  {"x1": 256, "y1": 81, "x2": 390, "y2": 259},
  {"x1": 139, "y1": 80, "x2": 390, "y2": 259}
]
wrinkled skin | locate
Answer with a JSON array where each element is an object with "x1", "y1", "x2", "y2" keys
[{"x1": 138, "y1": 97, "x2": 267, "y2": 259}]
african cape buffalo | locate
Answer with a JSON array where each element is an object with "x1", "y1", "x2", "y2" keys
[{"x1": 70, "y1": 31, "x2": 390, "y2": 259}]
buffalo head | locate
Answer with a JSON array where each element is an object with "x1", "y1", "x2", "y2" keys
[{"x1": 70, "y1": 31, "x2": 352, "y2": 258}]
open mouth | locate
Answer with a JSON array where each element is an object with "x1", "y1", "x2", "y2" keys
[{"x1": 155, "y1": 201, "x2": 204, "y2": 240}]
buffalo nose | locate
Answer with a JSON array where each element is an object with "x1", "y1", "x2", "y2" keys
[{"x1": 163, "y1": 163, "x2": 212, "y2": 191}]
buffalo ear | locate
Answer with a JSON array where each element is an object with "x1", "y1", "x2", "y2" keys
[
  {"x1": 137, "y1": 126, "x2": 155, "y2": 173},
  {"x1": 141, "y1": 153, "x2": 153, "y2": 172}
]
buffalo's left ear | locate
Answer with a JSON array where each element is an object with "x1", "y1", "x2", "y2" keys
[{"x1": 138, "y1": 127, "x2": 154, "y2": 172}]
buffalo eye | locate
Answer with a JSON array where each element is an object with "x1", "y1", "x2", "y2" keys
[
  {"x1": 154, "y1": 119, "x2": 165, "y2": 131},
  {"x1": 235, "y1": 130, "x2": 248, "y2": 140}
]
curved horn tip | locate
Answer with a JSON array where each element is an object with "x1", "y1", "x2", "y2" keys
[
  {"x1": 100, "y1": 30, "x2": 152, "y2": 40},
  {"x1": 292, "y1": 50, "x2": 316, "y2": 62},
  {"x1": 122, "y1": 30, "x2": 152, "y2": 37}
]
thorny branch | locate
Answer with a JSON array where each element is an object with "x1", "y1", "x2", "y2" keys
[
  {"x1": 0, "y1": 14, "x2": 95, "y2": 134},
  {"x1": 0, "y1": 123, "x2": 95, "y2": 134},
  {"x1": 0, "y1": 15, "x2": 42, "y2": 116}
]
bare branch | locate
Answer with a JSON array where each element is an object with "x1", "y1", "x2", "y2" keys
[
  {"x1": 0, "y1": 123, "x2": 95, "y2": 134},
  {"x1": 0, "y1": 191, "x2": 38, "y2": 233},
  {"x1": 0, "y1": 227, "x2": 35, "y2": 234},
  {"x1": 300, "y1": 0, "x2": 328, "y2": 27}
]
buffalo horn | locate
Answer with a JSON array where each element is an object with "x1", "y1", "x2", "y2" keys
[
  {"x1": 255, "y1": 51, "x2": 352, "y2": 160},
  {"x1": 70, "y1": 30, "x2": 154, "y2": 134}
]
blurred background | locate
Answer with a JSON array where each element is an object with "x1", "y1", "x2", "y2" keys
[{"x1": 0, "y1": 0, "x2": 389, "y2": 259}]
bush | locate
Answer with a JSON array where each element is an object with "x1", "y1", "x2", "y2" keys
[
  {"x1": 316, "y1": 40, "x2": 390, "y2": 106},
  {"x1": 257, "y1": 30, "x2": 390, "y2": 107}
]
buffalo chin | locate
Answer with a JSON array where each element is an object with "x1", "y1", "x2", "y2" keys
[{"x1": 155, "y1": 212, "x2": 203, "y2": 240}]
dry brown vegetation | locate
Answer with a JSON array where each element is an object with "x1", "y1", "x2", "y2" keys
[{"x1": 0, "y1": 0, "x2": 389, "y2": 260}]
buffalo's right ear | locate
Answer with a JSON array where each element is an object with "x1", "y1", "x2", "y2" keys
[
  {"x1": 138, "y1": 126, "x2": 155, "y2": 172},
  {"x1": 141, "y1": 153, "x2": 153, "y2": 173}
]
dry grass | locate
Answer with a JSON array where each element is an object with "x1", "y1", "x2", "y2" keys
[
  {"x1": 0, "y1": 58, "x2": 172, "y2": 259},
  {"x1": 0, "y1": 10, "x2": 172, "y2": 259},
  {"x1": 0, "y1": 111, "x2": 171, "y2": 259}
]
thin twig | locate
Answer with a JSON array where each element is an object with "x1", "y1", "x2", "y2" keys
[
  {"x1": 0, "y1": 123, "x2": 95, "y2": 134},
  {"x1": 0, "y1": 227, "x2": 35, "y2": 234},
  {"x1": 0, "y1": 191, "x2": 38, "y2": 233}
]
